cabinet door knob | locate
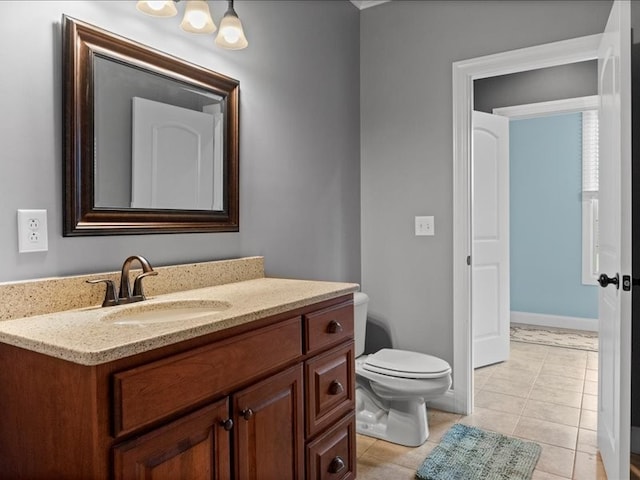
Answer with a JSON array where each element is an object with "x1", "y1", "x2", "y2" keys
[
  {"x1": 220, "y1": 418, "x2": 234, "y2": 431},
  {"x1": 327, "y1": 320, "x2": 343, "y2": 334},
  {"x1": 241, "y1": 408, "x2": 254, "y2": 420},
  {"x1": 329, "y1": 380, "x2": 344, "y2": 395},
  {"x1": 328, "y1": 456, "x2": 346, "y2": 474}
]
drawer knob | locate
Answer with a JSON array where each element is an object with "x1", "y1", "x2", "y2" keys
[
  {"x1": 220, "y1": 418, "x2": 234, "y2": 431},
  {"x1": 241, "y1": 408, "x2": 254, "y2": 420},
  {"x1": 327, "y1": 320, "x2": 343, "y2": 334},
  {"x1": 328, "y1": 456, "x2": 346, "y2": 474},
  {"x1": 329, "y1": 380, "x2": 344, "y2": 395}
]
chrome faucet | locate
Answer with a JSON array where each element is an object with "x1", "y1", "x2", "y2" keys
[{"x1": 87, "y1": 255, "x2": 158, "y2": 307}]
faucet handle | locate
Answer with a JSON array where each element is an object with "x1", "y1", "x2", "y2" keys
[
  {"x1": 87, "y1": 279, "x2": 119, "y2": 307},
  {"x1": 132, "y1": 271, "x2": 158, "y2": 299}
]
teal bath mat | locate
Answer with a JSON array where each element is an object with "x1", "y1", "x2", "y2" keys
[{"x1": 416, "y1": 424, "x2": 541, "y2": 480}]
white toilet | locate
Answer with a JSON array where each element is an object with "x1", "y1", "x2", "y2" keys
[{"x1": 354, "y1": 292, "x2": 452, "y2": 447}]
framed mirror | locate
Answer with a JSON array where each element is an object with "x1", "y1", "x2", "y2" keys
[{"x1": 63, "y1": 15, "x2": 239, "y2": 236}]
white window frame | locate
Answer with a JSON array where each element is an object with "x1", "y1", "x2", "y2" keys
[
  {"x1": 492, "y1": 95, "x2": 600, "y2": 286},
  {"x1": 582, "y1": 195, "x2": 599, "y2": 284}
]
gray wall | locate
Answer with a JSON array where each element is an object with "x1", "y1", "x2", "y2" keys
[
  {"x1": 0, "y1": 1, "x2": 360, "y2": 284},
  {"x1": 474, "y1": 61, "x2": 597, "y2": 113},
  {"x1": 360, "y1": 0, "x2": 612, "y2": 365}
]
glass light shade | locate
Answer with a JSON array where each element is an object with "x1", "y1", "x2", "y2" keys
[
  {"x1": 181, "y1": 0, "x2": 217, "y2": 34},
  {"x1": 215, "y1": 8, "x2": 248, "y2": 50},
  {"x1": 136, "y1": 1, "x2": 178, "y2": 17}
]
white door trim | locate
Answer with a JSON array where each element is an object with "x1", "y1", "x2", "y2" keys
[
  {"x1": 492, "y1": 95, "x2": 599, "y2": 119},
  {"x1": 451, "y1": 33, "x2": 601, "y2": 415}
]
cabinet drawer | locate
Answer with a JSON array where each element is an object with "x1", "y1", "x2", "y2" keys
[
  {"x1": 305, "y1": 342, "x2": 355, "y2": 438},
  {"x1": 306, "y1": 413, "x2": 355, "y2": 480},
  {"x1": 304, "y1": 301, "x2": 353, "y2": 354},
  {"x1": 113, "y1": 317, "x2": 302, "y2": 436}
]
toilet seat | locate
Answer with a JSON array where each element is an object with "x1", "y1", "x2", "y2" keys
[{"x1": 363, "y1": 348, "x2": 451, "y2": 379}]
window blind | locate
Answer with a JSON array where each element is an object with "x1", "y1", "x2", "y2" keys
[{"x1": 582, "y1": 110, "x2": 599, "y2": 195}]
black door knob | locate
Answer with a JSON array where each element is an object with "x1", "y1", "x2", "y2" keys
[{"x1": 598, "y1": 273, "x2": 620, "y2": 289}]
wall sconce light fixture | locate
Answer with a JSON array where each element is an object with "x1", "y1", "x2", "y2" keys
[{"x1": 136, "y1": 0, "x2": 248, "y2": 50}]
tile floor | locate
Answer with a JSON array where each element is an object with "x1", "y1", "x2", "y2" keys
[{"x1": 356, "y1": 341, "x2": 607, "y2": 479}]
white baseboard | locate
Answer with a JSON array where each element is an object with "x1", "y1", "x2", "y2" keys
[{"x1": 511, "y1": 311, "x2": 598, "y2": 332}]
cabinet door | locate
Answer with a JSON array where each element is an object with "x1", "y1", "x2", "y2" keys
[
  {"x1": 113, "y1": 398, "x2": 231, "y2": 480},
  {"x1": 234, "y1": 364, "x2": 304, "y2": 480}
]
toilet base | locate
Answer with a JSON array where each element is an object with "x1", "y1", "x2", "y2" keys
[{"x1": 355, "y1": 385, "x2": 429, "y2": 447}]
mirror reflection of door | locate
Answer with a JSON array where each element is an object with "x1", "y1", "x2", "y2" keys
[{"x1": 131, "y1": 97, "x2": 223, "y2": 211}]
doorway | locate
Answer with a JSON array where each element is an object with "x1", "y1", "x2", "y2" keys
[
  {"x1": 470, "y1": 100, "x2": 602, "y2": 479},
  {"x1": 452, "y1": 4, "x2": 634, "y2": 476},
  {"x1": 472, "y1": 95, "x2": 600, "y2": 371},
  {"x1": 451, "y1": 33, "x2": 603, "y2": 414}
]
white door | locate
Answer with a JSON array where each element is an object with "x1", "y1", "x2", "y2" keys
[
  {"x1": 131, "y1": 97, "x2": 216, "y2": 210},
  {"x1": 472, "y1": 111, "x2": 510, "y2": 368},
  {"x1": 597, "y1": 1, "x2": 632, "y2": 479}
]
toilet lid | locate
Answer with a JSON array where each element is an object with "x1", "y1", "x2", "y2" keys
[{"x1": 363, "y1": 348, "x2": 451, "y2": 379}]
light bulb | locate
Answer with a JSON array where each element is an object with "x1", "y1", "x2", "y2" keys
[
  {"x1": 137, "y1": 0, "x2": 177, "y2": 17},
  {"x1": 180, "y1": 0, "x2": 216, "y2": 34},
  {"x1": 187, "y1": 11, "x2": 207, "y2": 30},
  {"x1": 147, "y1": 1, "x2": 166, "y2": 11},
  {"x1": 222, "y1": 27, "x2": 241, "y2": 44},
  {"x1": 215, "y1": 9, "x2": 248, "y2": 50}
]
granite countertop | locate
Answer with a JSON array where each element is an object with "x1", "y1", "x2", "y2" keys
[{"x1": 0, "y1": 277, "x2": 359, "y2": 366}]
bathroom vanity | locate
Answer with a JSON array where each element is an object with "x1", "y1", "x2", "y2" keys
[{"x1": 0, "y1": 272, "x2": 358, "y2": 480}]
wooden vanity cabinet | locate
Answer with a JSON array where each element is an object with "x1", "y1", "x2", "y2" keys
[
  {"x1": 113, "y1": 365, "x2": 305, "y2": 480},
  {"x1": 0, "y1": 294, "x2": 354, "y2": 480}
]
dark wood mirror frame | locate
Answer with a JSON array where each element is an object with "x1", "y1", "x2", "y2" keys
[{"x1": 62, "y1": 15, "x2": 239, "y2": 236}]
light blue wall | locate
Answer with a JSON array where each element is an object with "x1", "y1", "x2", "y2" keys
[{"x1": 510, "y1": 113, "x2": 598, "y2": 319}]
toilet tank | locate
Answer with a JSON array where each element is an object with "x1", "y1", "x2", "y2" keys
[{"x1": 353, "y1": 292, "x2": 369, "y2": 357}]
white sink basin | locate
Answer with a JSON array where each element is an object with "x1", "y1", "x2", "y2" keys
[{"x1": 101, "y1": 300, "x2": 232, "y2": 326}]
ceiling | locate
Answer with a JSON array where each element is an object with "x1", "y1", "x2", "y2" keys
[{"x1": 349, "y1": 0, "x2": 390, "y2": 10}]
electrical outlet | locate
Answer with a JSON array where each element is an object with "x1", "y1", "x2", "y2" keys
[{"x1": 17, "y1": 209, "x2": 48, "y2": 253}]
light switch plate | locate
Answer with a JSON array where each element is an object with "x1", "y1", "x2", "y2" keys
[{"x1": 415, "y1": 216, "x2": 434, "y2": 236}]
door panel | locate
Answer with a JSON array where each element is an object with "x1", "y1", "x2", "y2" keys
[
  {"x1": 473, "y1": 265, "x2": 500, "y2": 339},
  {"x1": 472, "y1": 111, "x2": 510, "y2": 368},
  {"x1": 597, "y1": 1, "x2": 632, "y2": 479}
]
